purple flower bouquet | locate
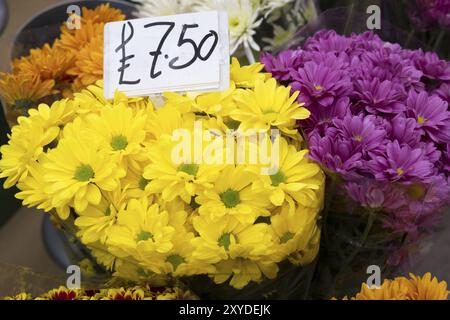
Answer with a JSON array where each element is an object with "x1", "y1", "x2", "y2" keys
[{"x1": 262, "y1": 29, "x2": 450, "y2": 298}]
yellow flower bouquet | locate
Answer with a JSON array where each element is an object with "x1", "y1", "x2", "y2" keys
[{"x1": 0, "y1": 56, "x2": 325, "y2": 299}]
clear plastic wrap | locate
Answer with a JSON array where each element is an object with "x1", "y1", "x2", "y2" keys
[{"x1": 262, "y1": 5, "x2": 450, "y2": 299}]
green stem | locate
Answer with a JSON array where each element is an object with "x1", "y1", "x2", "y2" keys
[
  {"x1": 344, "y1": 3, "x2": 355, "y2": 36},
  {"x1": 321, "y1": 177, "x2": 337, "y2": 245},
  {"x1": 334, "y1": 210, "x2": 376, "y2": 288},
  {"x1": 433, "y1": 30, "x2": 445, "y2": 52},
  {"x1": 404, "y1": 29, "x2": 415, "y2": 48}
]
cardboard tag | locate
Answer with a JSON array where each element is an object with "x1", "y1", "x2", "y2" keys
[{"x1": 103, "y1": 11, "x2": 229, "y2": 99}]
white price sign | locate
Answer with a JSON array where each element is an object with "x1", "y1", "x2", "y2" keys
[{"x1": 103, "y1": 11, "x2": 230, "y2": 99}]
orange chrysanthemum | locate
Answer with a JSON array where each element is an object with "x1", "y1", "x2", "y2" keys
[
  {"x1": 408, "y1": 272, "x2": 450, "y2": 300},
  {"x1": 80, "y1": 3, "x2": 125, "y2": 25},
  {"x1": 12, "y1": 44, "x2": 75, "y2": 83},
  {"x1": 342, "y1": 272, "x2": 449, "y2": 300},
  {"x1": 0, "y1": 73, "x2": 55, "y2": 109},
  {"x1": 67, "y1": 35, "x2": 103, "y2": 91},
  {"x1": 56, "y1": 20, "x2": 105, "y2": 53}
]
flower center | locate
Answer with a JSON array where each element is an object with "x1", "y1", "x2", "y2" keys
[
  {"x1": 230, "y1": 17, "x2": 240, "y2": 27},
  {"x1": 354, "y1": 134, "x2": 363, "y2": 142},
  {"x1": 178, "y1": 163, "x2": 199, "y2": 176},
  {"x1": 407, "y1": 184, "x2": 426, "y2": 200},
  {"x1": 314, "y1": 84, "x2": 322, "y2": 91},
  {"x1": 218, "y1": 233, "x2": 235, "y2": 251},
  {"x1": 396, "y1": 168, "x2": 404, "y2": 176},
  {"x1": 417, "y1": 116, "x2": 426, "y2": 124},
  {"x1": 138, "y1": 176, "x2": 150, "y2": 190},
  {"x1": 280, "y1": 232, "x2": 295, "y2": 244},
  {"x1": 270, "y1": 170, "x2": 287, "y2": 186},
  {"x1": 189, "y1": 196, "x2": 200, "y2": 210},
  {"x1": 104, "y1": 207, "x2": 111, "y2": 216},
  {"x1": 136, "y1": 231, "x2": 153, "y2": 242},
  {"x1": 166, "y1": 254, "x2": 185, "y2": 271},
  {"x1": 111, "y1": 135, "x2": 128, "y2": 151},
  {"x1": 74, "y1": 164, "x2": 94, "y2": 182},
  {"x1": 225, "y1": 119, "x2": 241, "y2": 130},
  {"x1": 220, "y1": 189, "x2": 240, "y2": 208}
]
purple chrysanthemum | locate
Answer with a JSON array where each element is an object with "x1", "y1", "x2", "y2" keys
[
  {"x1": 433, "y1": 82, "x2": 450, "y2": 103},
  {"x1": 352, "y1": 79, "x2": 406, "y2": 114},
  {"x1": 308, "y1": 131, "x2": 363, "y2": 176},
  {"x1": 291, "y1": 61, "x2": 353, "y2": 107},
  {"x1": 405, "y1": 90, "x2": 450, "y2": 144},
  {"x1": 261, "y1": 30, "x2": 450, "y2": 237},
  {"x1": 408, "y1": 0, "x2": 450, "y2": 29},
  {"x1": 260, "y1": 50, "x2": 303, "y2": 81},
  {"x1": 332, "y1": 114, "x2": 387, "y2": 155},
  {"x1": 385, "y1": 116, "x2": 421, "y2": 147},
  {"x1": 301, "y1": 97, "x2": 351, "y2": 134},
  {"x1": 303, "y1": 30, "x2": 353, "y2": 53},
  {"x1": 367, "y1": 141, "x2": 434, "y2": 183},
  {"x1": 414, "y1": 51, "x2": 450, "y2": 81},
  {"x1": 345, "y1": 181, "x2": 406, "y2": 210}
]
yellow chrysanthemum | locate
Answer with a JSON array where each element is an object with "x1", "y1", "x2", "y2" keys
[
  {"x1": 89, "y1": 243, "x2": 117, "y2": 271},
  {"x1": 230, "y1": 57, "x2": 271, "y2": 88},
  {"x1": 144, "y1": 105, "x2": 195, "y2": 141},
  {"x1": 67, "y1": 35, "x2": 103, "y2": 91},
  {"x1": 25, "y1": 99, "x2": 77, "y2": 133},
  {"x1": 214, "y1": 258, "x2": 279, "y2": 290},
  {"x1": 15, "y1": 156, "x2": 53, "y2": 212},
  {"x1": 140, "y1": 229, "x2": 215, "y2": 277},
  {"x1": 252, "y1": 136, "x2": 324, "y2": 208},
  {"x1": 121, "y1": 162, "x2": 152, "y2": 199},
  {"x1": 270, "y1": 204, "x2": 320, "y2": 264},
  {"x1": 230, "y1": 78, "x2": 310, "y2": 135},
  {"x1": 143, "y1": 134, "x2": 225, "y2": 203},
  {"x1": 43, "y1": 129, "x2": 125, "y2": 216},
  {"x1": 164, "y1": 83, "x2": 237, "y2": 117},
  {"x1": 72, "y1": 80, "x2": 113, "y2": 114},
  {"x1": 0, "y1": 73, "x2": 55, "y2": 109},
  {"x1": 99, "y1": 287, "x2": 148, "y2": 300},
  {"x1": 75, "y1": 186, "x2": 128, "y2": 244},
  {"x1": 2, "y1": 293, "x2": 32, "y2": 300},
  {"x1": 196, "y1": 165, "x2": 272, "y2": 224},
  {"x1": 113, "y1": 89, "x2": 153, "y2": 111},
  {"x1": 192, "y1": 214, "x2": 274, "y2": 263},
  {"x1": 87, "y1": 104, "x2": 147, "y2": 170},
  {"x1": 156, "y1": 287, "x2": 198, "y2": 300},
  {"x1": 107, "y1": 197, "x2": 175, "y2": 260},
  {"x1": 0, "y1": 117, "x2": 59, "y2": 188}
]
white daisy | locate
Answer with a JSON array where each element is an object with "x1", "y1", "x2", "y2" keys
[
  {"x1": 196, "y1": 0, "x2": 262, "y2": 59},
  {"x1": 134, "y1": 0, "x2": 197, "y2": 18}
]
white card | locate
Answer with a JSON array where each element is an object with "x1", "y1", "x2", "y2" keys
[{"x1": 103, "y1": 11, "x2": 230, "y2": 99}]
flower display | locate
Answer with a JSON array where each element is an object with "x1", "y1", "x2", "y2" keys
[
  {"x1": 2, "y1": 285, "x2": 197, "y2": 300},
  {"x1": 0, "y1": 58, "x2": 324, "y2": 293},
  {"x1": 262, "y1": 29, "x2": 450, "y2": 299},
  {"x1": 338, "y1": 273, "x2": 449, "y2": 300},
  {"x1": 262, "y1": 30, "x2": 450, "y2": 239},
  {"x1": 0, "y1": 4, "x2": 126, "y2": 123},
  {"x1": 134, "y1": 0, "x2": 318, "y2": 63},
  {"x1": 408, "y1": 0, "x2": 450, "y2": 30}
]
